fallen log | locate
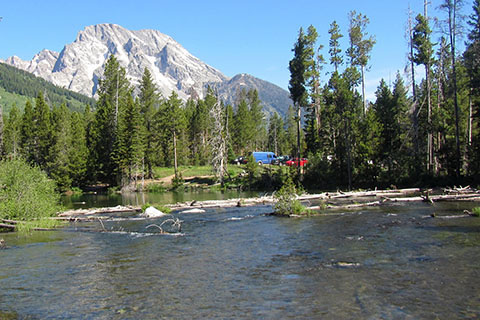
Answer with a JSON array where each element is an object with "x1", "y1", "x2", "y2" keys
[{"x1": 0, "y1": 223, "x2": 15, "y2": 229}]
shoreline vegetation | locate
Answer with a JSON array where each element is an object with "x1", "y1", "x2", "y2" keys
[{"x1": 1, "y1": 186, "x2": 479, "y2": 235}]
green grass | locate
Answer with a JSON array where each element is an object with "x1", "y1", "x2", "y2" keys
[
  {"x1": 152, "y1": 167, "x2": 175, "y2": 179},
  {"x1": 15, "y1": 218, "x2": 64, "y2": 235},
  {"x1": 472, "y1": 207, "x2": 480, "y2": 217},
  {"x1": 0, "y1": 87, "x2": 31, "y2": 114},
  {"x1": 153, "y1": 165, "x2": 246, "y2": 179}
]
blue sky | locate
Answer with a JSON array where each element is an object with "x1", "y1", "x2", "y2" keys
[{"x1": 0, "y1": 0, "x2": 475, "y2": 100}]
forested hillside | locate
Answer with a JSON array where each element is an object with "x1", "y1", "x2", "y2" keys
[{"x1": 0, "y1": 62, "x2": 95, "y2": 113}]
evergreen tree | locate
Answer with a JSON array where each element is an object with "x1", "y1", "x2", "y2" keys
[
  {"x1": 139, "y1": 68, "x2": 159, "y2": 178},
  {"x1": 247, "y1": 89, "x2": 266, "y2": 150},
  {"x1": 69, "y1": 111, "x2": 88, "y2": 188},
  {"x1": 464, "y1": 0, "x2": 480, "y2": 176},
  {"x1": 32, "y1": 92, "x2": 52, "y2": 169},
  {"x1": 233, "y1": 96, "x2": 253, "y2": 155},
  {"x1": 347, "y1": 11, "x2": 376, "y2": 115},
  {"x1": 289, "y1": 27, "x2": 309, "y2": 161},
  {"x1": 89, "y1": 55, "x2": 131, "y2": 184},
  {"x1": 412, "y1": 12, "x2": 435, "y2": 174},
  {"x1": 115, "y1": 95, "x2": 144, "y2": 188},
  {"x1": 158, "y1": 91, "x2": 186, "y2": 179},
  {"x1": 328, "y1": 21, "x2": 343, "y2": 73},
  {"x1": 391, "y1": 73, "x2": 413, "y2": 180},
  {"x1": 3, "y1": 104, "x2": 21, "y2": 158},
  {"x1": 439, "y1": 0, "x2": 466, "y2": 177},
  {"x1": 0, "y1": 105, "x2": 4, "y2": 158},
  {"x1": 48, "y1": 103, "x2": 72, "y2": 191},
  {"x1": 285, "y1": 105, "x2": 299, "y2": 157},
  {"x1": 267, "y1": 112, "x2": 286, "y2": 155},
  {"x1": 20, "y1": 100, "x2": 35, "y2": 163}
]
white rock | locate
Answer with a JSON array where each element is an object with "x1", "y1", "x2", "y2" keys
[
  {"x1": 181, "y1": 208, "x2": 206, "y2": 213},
  {"x1": 143, "y1": 206, "x2": 165, "y2": 218}
]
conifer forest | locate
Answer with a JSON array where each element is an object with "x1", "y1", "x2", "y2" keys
[{"x1": 0, "y1": 0, "x2": 479, "y2": 192}]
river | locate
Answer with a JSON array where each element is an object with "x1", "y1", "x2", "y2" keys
[{"x1": 1, "y1": 200, "x2": 480, "y2": 319}]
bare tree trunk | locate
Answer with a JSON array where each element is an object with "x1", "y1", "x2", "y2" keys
[
  {"x1": 173, "y1": 130, "x2": 178, "y2": 178},
  {"x1": 296, "y1": 102, "x2": 301, "y2": 177},
  {"x1": 426, "y1": 64, "x2": 433, "y2": 174},
  {"x1": 361, "y1": 65, "x2": 366, "y2": 116},
  {"x1": 408, "y1": 6, "x2": 420, "y2": 163}
]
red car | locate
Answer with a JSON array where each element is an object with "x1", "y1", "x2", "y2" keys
[{"x1": 285, "y1": 158, "x2": 308, "y2": 167}]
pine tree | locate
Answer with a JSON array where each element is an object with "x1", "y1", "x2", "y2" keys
[
  {"x1": 267, "y1": 113, "x2": 286, "y2": 155},
  {"x1": 139, "y1": 68, "x2": 159, "y2": 178},
  {"x1": 32, "y1": 92, "x2": 52, "y2": 169},
  {"x1": 464, "y1": 0, "x2": 480, "y2": 176},
  {"x1": 328, "y1": 21, "x2": 343, "y2": 73},
  {"x1": 20, "y1": 100, "x2": 35, "y2": 163},
  {"x1": 69, "y1": 111, "x2": 88, "y2": 188},
  {"x1": 159, "y1": 91, "x2": 186, "y2": 179},
  {"x1": 115, "y1": 95, "x2": 144, "y2": 188},
  {"x1": 347, "y1": 11, "x2": 376, "y2": 115},
  {"x1": 391, "y1": 73, "x2": 412, "y2": 180},
  {"x1": 48, "y1": 103, "x2": 72, "y2": 191},
  {"x1": 289, "y1": 27, "x2": 309, "y2": 161},
  {"x1": 90, "y1": 55, "x2": 131, "y2": 184},
  {"x1": 233, "y1": 96, "x2": 253, "y2": 155},
  {"x1": 439, "y1": 0, "x2": 466, "y2": 177},
  {"x1": 247, "y1": 89, "x2": 266, "y2": 150},
  {"x1": 412, "y1": 12, "x2": 435, "y2": 174},
  {"x1": 3, "y1": 104, "x2": 21, "y2": 158},
  {"x1": 0, "y1": 105, "x2": 4, "y2": 159}
]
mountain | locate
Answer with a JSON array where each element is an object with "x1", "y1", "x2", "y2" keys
[
  {"x1": 1, "y1": 24, "x2": 292, "y2": 116},
  {"x1": 0, "y1": 62, "x2": 96, "y2": 113},
  {"x1": 207, "y1": 73, "x2": 292, "y2": 118}
]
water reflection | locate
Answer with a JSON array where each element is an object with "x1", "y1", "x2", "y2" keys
[
  {"x1": 1, "y1": 202, "x2": 480, "y2": 318},
  {"x1": 61, "y1": 190, "x2": 260, "y2": 209}
]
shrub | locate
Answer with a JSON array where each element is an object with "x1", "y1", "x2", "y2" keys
[
  {"x1": 472, "y1": 207, "x2": 480, "y2": 217},
  {"x1": 0, "y1": 158, "x2": 62, "y2": 221},
  {"x1": 273, "y1": 174, "x2": 307, "y2": 216},
  {"x1": 146, "y1": 183, "x2": 166, "y2": 193}
]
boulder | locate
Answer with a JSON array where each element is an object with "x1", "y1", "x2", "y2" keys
[{"x1": 143, "y1": 206, "x2": 165, "y2": 218}]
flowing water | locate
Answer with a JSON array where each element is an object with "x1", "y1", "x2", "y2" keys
[{"x1": 1, "y1": 201, "x2": 480, "y2": 319}]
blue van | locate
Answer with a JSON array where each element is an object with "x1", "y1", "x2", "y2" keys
[{"x1": 251, "y1": 151, "x2": 277, "y2": 165}]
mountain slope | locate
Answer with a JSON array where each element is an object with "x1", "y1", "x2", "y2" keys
[
  {"x1": 1, "y1": 23, "x2": 292, "y2": 116},
  {"x1": 207, "y1": 74, "x2": 292, "y2": 118},
  {"x1": 0, "y1": 62, "x2": 96, "y2": 113}
]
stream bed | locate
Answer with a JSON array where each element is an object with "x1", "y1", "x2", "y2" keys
[{"x1": 1, "y1": 201, "x2": 480, "y2": 319}]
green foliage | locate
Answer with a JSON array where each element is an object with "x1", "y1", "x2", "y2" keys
[
  {"x1": 0, "y1": 158, "x2": 61, "y2": 221},
  {"x1": 141, "y1": 203, "x2": 172, "y2": 214},
  {"x1": 273, "y1": 174, "x2": 307, "y2": 216},
  {"x1": 15, "y1": 218, "x2": 63, "y2": 235},
  {"x1": 245, "y1": 154, "x2": 258, "y2": 186},
  {"x1": 471, "y1": 207, "x2": 480, "y2": 217},
  {"x1": 145, "y1": 183, "x2": 166, "y2": 193}
]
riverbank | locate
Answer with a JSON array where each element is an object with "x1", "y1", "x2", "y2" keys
[{"x1": 58, "y1": 187, "x2": 480, "y2": 219}]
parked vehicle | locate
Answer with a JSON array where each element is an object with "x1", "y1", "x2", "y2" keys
[
  {"x1": 232, "y1": 156, "x2": 247, "y2": 165},
  {"x1": 285, "y1": 158, "x2": 308, "y2": 167},
  {"x1": 251, "y1": 151, "x2": 277, "y2": 165},
  {"x1": 272, "y1": 155, "x2": 291, "y2": 165}
]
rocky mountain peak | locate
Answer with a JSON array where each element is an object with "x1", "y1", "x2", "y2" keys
[{"x1": 1, "y1": 24, "x2": 291, "y2": 116}]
